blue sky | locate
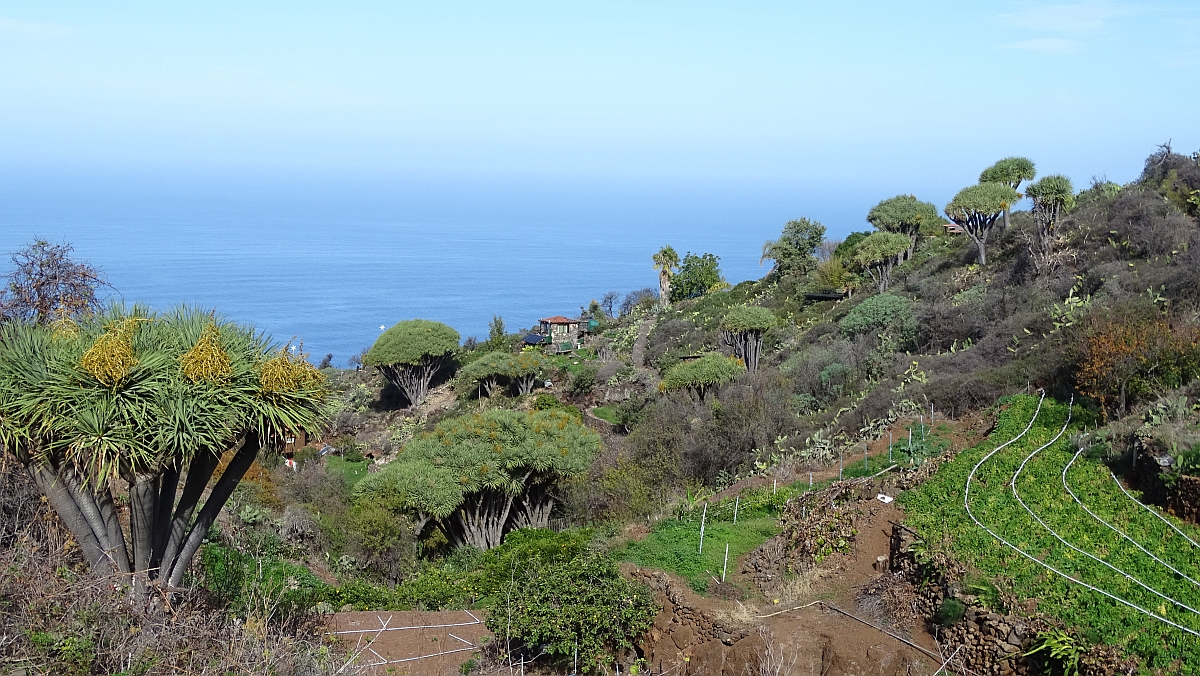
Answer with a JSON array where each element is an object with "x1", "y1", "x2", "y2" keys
[{"x1": 2, "y1": 2, "x2": 1199, "y2": 208}]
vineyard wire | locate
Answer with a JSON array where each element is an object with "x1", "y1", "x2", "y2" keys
[
  {"x1": 1011, "y1": 398, "x2": 1200, "y2": 617},
  {"x1": 963, "y1": 392, "x2": 1200, "y2": 638},
  {"x1": 1061, "y1": 446, "x2": 1200, "y2": 587},
  {"x1": 1110, "y1": 472, "x2": 1200, "y2": 550}
]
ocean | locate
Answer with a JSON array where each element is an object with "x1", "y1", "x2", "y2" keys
[{"x1": 0, "y1": 171, "x2": 863, "y2": 365}]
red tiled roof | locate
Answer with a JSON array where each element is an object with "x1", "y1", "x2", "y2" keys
[{"x1": 540, "y1": 316, "x2": 575, "y2": 324}]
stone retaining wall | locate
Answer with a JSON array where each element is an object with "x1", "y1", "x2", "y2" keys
[
  {"x1": 626, "y1": 567, "x2": 755, "y2": 675},
  {"x1": 890, "y1": 525, "x2": 1138, "y2": 676}
]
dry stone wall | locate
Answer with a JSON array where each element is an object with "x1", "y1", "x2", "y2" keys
[{"x1": 626, "y1": 567, "x2": 754, "y2": 676}]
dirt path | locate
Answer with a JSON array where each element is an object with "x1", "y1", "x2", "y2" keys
[
  {"x1": 631, "y1": 318, "x2": 654, "y2": 367},
  {"x1": 637, "y1": 414, "x2": 993, "y2": 675},
  {"x1": 634, "y1": 498, "x2": 945, "y2": 675},
  {"x1": 710, "y1": 413, "x2": 986, "y2": 503}
]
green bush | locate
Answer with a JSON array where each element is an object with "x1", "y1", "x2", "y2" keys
[
  {"x1": 323, "y1": 528, "x2": 602, "y2": 612},
  {"x1": 838, "y1": 293, "x2": 915, "y2": 345},
  {"x1": 199, "y1": 544, "x2": 329, "y2": 626},
  {"x1": 569, "y1": 364, "x2": 598, "y2": 396},
  {"x1": 533, "y1": 393, "x2": 564, "y2": 411},
  {"x1": 486, "y1": 552, "x2": 658, "y2": 671},
  {"x1": 936, "y1": 598, "x2": 965, "y2": 626}
]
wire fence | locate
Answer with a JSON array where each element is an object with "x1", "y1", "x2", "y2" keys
[{"x1": 327, "y1": 610, "x2": 486, "y2": 670}]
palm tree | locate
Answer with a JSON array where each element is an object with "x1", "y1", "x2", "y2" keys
[
  {"x1": 0, "y1": 305, "x2": 330, "y2": 598},
  {"x1": 652, "y1": 245, "x2": 679, "y2": 307}
]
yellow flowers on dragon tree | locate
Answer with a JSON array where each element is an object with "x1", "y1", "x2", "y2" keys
[{"x1": 0, "y1": 305, "x2": 330, "y2": 596}]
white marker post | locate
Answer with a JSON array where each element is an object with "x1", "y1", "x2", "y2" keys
[
  {"x1": 699, "y1": 503, "x2": 707, "y2": 555},
  {"x1": 722, "y1": 543, "x2": 730, "y2": 582},
  {"x1": 733, "y1": 496, "x2": 740, "y2": 524}
]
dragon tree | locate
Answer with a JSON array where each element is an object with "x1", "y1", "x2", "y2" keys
[
  {"x1": 0, "y1": 306, "x2": 329, "y2": 595},
  {"x1": 352, "y1": 408, "x2": 600, "y2": 549},
  {"x1": 365, "y1": 319, "x2": 460, "y2": 407}
]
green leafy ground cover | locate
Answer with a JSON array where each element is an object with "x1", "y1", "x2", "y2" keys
[
  {"x1": 903, "y1": 396, "x2": 1200, "y2": 672},
  {"x1": 591, "y1": 406, "x2": 619, "y2": 424}
]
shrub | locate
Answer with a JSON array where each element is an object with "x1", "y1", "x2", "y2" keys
[
  {"x1": 486, "y1": 552, "x2": 658, "y2": 671},
  {"x1": 569, "y1": 364, "x2": 598, "y2": 396},
  {"x1": 1073, "y1": 306, "x2": 1200, "y2": 417},
  {"x1": 838, "y1": 293, "x2": 915, "y2": 348},
  {"x1": 533, "y1": 393, "x2": 560, "y2": 410},
  {"x1": 935, "y1": 598, "x2": 965, "y2": 626},
  {"x1": 198, "y1": 543, "x2": 329, "y2": 627}
]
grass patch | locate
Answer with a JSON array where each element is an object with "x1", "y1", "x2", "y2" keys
[
  {"x1": 615, "y1": 424, "x2": 956, "y2": 595},
  {"x1": 592, "y1": 406, "x2": 619, "y2": 424},
  {"x1": 618, "y1": 517, "x2": 779, "y2": 593},
  {"x1": 325, "y1": 456, "x2": 370, "y2": 486},
  {"x1": 548, "y1": 352, "x2": 597, "y2": 376},
  {"x1": 903, "y1": 395, "x2": 1200, "y2": 672}
]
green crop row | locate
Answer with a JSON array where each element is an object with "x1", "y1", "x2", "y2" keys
[{"x1": 903, "y1": 395, "x2": 1200, "y2": 672}]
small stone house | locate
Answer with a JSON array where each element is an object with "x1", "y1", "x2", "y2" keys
[{"x1": 539, "y1": 316, "x2": 583, "y2": 352}]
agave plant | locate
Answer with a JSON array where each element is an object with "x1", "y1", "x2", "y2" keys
[{"x1": 0, "y1": 305, "x2": 329, "y2": 595}]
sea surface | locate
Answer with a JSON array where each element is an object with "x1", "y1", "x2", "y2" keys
[{"x1": 0, "y1": 172, "x2": 863, "y2": 365}]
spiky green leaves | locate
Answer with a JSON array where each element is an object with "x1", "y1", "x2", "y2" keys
[
  {"x1": 352, "y1": 409, "x2": 601, "y2": 518},
  {"x1": 980, "y1": 157, "x2": 1036, "y2": 190},
  {"x1": 867, "y1": 195, "x2": 945, "y2": 239},
  {"x1": 364, "y1": 319, "x2": 460, "y2": 368},
  {"x1": 853, "y1": 232, "x2": 910, "y2": 268},
  {"x1": 945, "y1": 183, "x2": 1021, "y2": 222},
  {"x1": 720, "y1": 306, "x2": 777, "y2": 333},
  {"x1": 0, "y1": 306, "x2": 330, "y2": 482},
  {"x1": 1027, "y1": 174, "x2": 1076, "y2": 212},
  {"x1": 659, "y1": 353, "x2": 744, "y2": 397}
]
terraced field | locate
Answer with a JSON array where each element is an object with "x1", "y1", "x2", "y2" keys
[{"x1": 903, "y1": 395, "x2": 1200, "y2": 672}]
